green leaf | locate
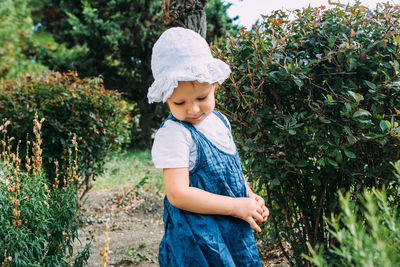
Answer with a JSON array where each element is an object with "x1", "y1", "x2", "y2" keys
[
  {"x1": 348, "y1": 91, "x2": 364, "y2": 103},
  {"x1": 343, "y1": 150, "x2": 356, "y2": 159},
  {"x1": 364, "y1": 80, "x2": 376, "y2": 90},
  {"x1": 292, "y1": 75, "x2": 304, "y2": 86},
  {"x1": 386, "y1": 120, "x2": 392, "y2": 130},
  {"x1": 271, "y1": 178, "x2": 280, "y2": 186},
  {"x1": 353, "y1": 109, "x2": 371, "y2": 117},
  {"x1": 327, "y1": 94, "x2": 335, "y2": 103},
  {"x1": 326, "y1": 158, "x2": 338, "y2": 168},
  {"x1": 347, "y1": 135, "x2": 357, "y2": 145},
  {"x1": 289, "y1": 129, "x2": 296, "y2": 135},
  {"x1": 296, "y1": 160, "x2": 308, "y2": 168},
  {"x1": 394, "y1": 60, "x2": 399, "y2": 73},
  {"x1": 334, "y1": 149, "x2": 343, "y2": 162},
  {"x1": 348, "y1": 57, "x2": 357, "y2": 71},
  {"x1": 380, "y1": 120, "x2": 388, "y2": 131}
]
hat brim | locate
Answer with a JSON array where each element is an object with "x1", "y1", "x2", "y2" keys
[{"x1": 147, "y1": 58, "x2": 231, "y2": 103}]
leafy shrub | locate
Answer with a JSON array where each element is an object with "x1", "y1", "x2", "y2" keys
[
  {"x1": 215, "y1": 2, "x2": 400, "y2": 263},
  {"x1": 0, "y1": 71, "x2": 131, "y2": 191},
  {"x1": 305, "y1": 161, "x2": 400, "y2": 266},
  {"x1": 0, "y1": 117, "x2": 90, "y2": 266}
]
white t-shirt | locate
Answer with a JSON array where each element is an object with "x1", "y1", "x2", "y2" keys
[{"x1": 151, "y1": 112, "x2": 236, "y2": 171}]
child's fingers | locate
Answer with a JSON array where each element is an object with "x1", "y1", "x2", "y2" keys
[
  {"x1": 262, "y1": 208, "x2": 269, "y2": 221},
  {"x1": 256, "y1": 196, "x2": 265, "y2": 206},
  {"x1": 262, "y1": 206, "x2": 268, "y2": 214},
  {"x1": 259, "y1": 203, "x2": 268, "y2": 214},
  {"x1": 248, "y1": 217, "x2": 261, "y2": 232},
  {"x1": 256, "y1": 214, "x2": 267, "y2": 223},
  {"x1": 252, "y1": 210, "x2": 264, "y2": 224},
  {"x1": 265, "y1": 207, "x2": 269, "y2": 216},
  {"x1": 263, "y1": 206, "x2": 269, "y2": 221},
  {"x1": 255, "y1": 206, "x2": 269, "y2": 222}
]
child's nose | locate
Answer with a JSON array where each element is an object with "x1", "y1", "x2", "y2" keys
[{"x1": 187, "y1": 103, "x2": 200, "y2": 115}]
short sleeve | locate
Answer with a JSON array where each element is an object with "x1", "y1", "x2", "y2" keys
[{"x1": 151, "y1": 120, "x2": 192, "y2": 169}]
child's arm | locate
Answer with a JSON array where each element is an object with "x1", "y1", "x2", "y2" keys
[{"x1": 164, "y1": 167, "x2": 264, "y2": 232}]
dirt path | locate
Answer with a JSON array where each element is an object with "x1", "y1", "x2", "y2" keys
[
  {"x1": 73, "y1": 189, "x2": 164, "y2": 266},
  {"x1": 73, "y1": 189, "x2": 291, "y2": 266}
]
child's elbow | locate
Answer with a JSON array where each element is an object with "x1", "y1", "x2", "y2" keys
[{"x1": 166, "y1": 190, "x2": 186, "y2": 209}]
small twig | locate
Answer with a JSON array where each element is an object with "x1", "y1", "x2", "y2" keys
[
  {"x1": 247, "y1": 60, "x2": 259, "y2": 101},
  {"x1": 229, "y1": 76, "x2": 257, "y2": 117},
  {"x1": 364, "y1": 71, "x2": 400, "y2": 102},
  {"x1": 314, "y1": 72, "x2": 357, "y2": 76},
  {"x1": 216, "y1": 106, "x2": 251, "y2": 129}
]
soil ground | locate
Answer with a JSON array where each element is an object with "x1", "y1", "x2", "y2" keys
[{"x1": 73, "y1": 189, "x2": 291, "y2": 267}]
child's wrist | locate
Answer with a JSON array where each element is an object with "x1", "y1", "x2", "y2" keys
[{"x1": 228, "y1": 197, "x2": 239, "y2": 217}]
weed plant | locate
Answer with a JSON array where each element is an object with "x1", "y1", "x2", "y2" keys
[
  {"x1": 0, "y1": 116, "x2": 90, "y2": 266},
  {"x1": 305, "y1": 161, "x2": 400, "y2": 266}
]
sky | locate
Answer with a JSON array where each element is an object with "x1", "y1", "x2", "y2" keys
[{"x1": 224, "y1": 0, "x2": 398, "y2": 29}]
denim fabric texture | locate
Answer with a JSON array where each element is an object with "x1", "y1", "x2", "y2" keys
[{"x1": 158, "y1": 109, "x2": 261, "y2": 267}]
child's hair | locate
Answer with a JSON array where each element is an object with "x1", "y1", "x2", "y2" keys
[{"x1": 147, "y1": 27, "x2": 231, "y2": 104}]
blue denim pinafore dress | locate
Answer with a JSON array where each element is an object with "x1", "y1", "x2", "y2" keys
[{"x1": 158, "y1": 110, "x2": 261, "y2": 267}]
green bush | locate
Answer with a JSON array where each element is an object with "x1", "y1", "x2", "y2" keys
[
  {"x1": 0, "y1": 118, "x2": 90, "y2": 266},
  {"x1": 215, "y1": 2, "x2": 400, "y2": 263},
  {"x1": 305, "y1": 161, "x2": 400, "y2": 266},
  {"x1": 0, "y1": 71, "x2": 131, "y2": 190}
]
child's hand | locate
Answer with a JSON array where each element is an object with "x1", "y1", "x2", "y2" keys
[
  {"x1": 231, "y1": 198, "x2": 264, "y2": 232},
  {"x1": 249, "y1": 193, "x2": 269, "y2": 223}
]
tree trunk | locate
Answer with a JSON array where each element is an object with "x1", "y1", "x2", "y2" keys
[{"x1": 162, "y1": 0, "x2": 208, "y2": 38}]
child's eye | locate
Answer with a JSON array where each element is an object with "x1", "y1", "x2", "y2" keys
[
  {"x1": 174, "y1": 101, "x2": 184, "y2": 106},
  {"x1": 197, "y1": 96, "x2": 207, "y2": 101}
]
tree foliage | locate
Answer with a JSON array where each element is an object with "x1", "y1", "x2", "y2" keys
[
  {"x1": 0, "y1": 0, "x2": 46, "y2": 79},
  {"x1": 205, "y1": 0, "x2": 239, "y2": 43},
  {"x1": 215, "y1": 2, "x2": 400, "y2": 263},
  {"x1": 31, "y1": 0, "x2": 165, "y2": 148}
]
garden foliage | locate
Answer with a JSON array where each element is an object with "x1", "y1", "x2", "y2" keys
[
  {"x1": 0, "y1": 117, "x2": 90, "y2": 266},
  {"x1": 305, "y1": 161, "x2": 400, "y2": 266},
  {"x1": 0, "y1": 71, "x2": 131, "y2": 191},
  {"x1": 216, "y1": 2, "x2": 400, "y2": 263},
  {"x1": 0, "y1": 0, "x2": 46, "y2": 79}
]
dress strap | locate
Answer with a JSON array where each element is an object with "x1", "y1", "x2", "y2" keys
[
  {"x1": 160, "y1": 113, "x2": 175, "y2": 128},
  {"x1": 160, "y1": 113, "x2": 195, "y2": 132}
]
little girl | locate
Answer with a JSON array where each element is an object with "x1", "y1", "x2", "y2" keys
[{"x1": 148, "y1": 27, "x2": 269, "y2": 266}]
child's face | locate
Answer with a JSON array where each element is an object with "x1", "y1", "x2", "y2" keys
[{"x1": 167, "y1": 81, "x2": 216, "y2": 125}]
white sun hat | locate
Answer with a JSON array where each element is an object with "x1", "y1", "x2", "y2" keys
[{"x1": 147, "y1": 27, "x2": 231, "y2": 103}]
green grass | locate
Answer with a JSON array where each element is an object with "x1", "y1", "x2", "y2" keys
[{"x1": 91, "y1": 149, "x2": 163, "y2": 194}]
